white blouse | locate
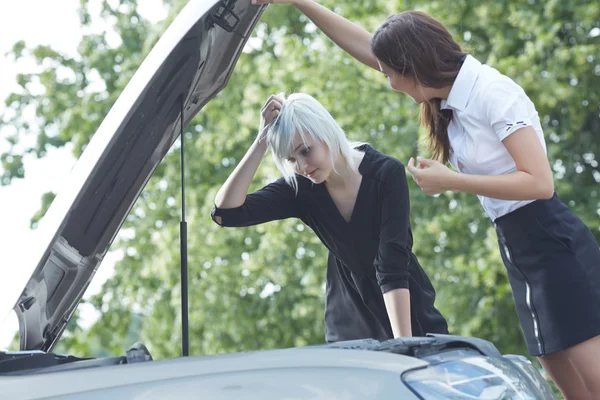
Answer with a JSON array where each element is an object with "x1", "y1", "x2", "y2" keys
[{"x1": 441, "y1": 55, "x2": 547, "y2": 220}]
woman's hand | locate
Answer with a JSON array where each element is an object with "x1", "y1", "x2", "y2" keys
[
  {"x1": 258, "y1": 93, "x2": 284, "y2": 143},
  {"x1": 407, "y1": 157, "x2": 457, "y2": 196},
  {"x1": 412, "y1": 127, "x2": 554, "y2": 201}
]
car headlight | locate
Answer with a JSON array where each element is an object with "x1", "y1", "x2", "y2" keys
[
  {"x1": 402, "y1": 355, "x2": 549, "y2": 399},
  {"x1": 503, "y1": 354, "x2": 556, "y2": 399}
]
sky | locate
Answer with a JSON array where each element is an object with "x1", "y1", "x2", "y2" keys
[{"x1": 0, "y1": 0, "x2": 167, "y2": 349}]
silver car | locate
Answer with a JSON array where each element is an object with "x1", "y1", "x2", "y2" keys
[{"x1": 0, "y1": 0, "x2": 556, "y2": 398}]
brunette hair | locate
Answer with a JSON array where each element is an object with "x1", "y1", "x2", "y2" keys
[{"x1": 371, "y1": 11, "x2": 466, "y2": 163}]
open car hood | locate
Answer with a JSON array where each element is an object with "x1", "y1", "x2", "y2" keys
[{"x1": 10, "y1": 0, "x2": 265, "y2": 351}]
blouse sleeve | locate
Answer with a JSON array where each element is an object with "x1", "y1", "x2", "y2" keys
[
  {"x1": 211, "y1": 177, "x2": 301, "y2": 227},
  {"x1": 373, "y1": 164, "x2": 412, "y2": 293},
  {"x1": 483, "y1": 79, "x2": 536, "y2": 142}
]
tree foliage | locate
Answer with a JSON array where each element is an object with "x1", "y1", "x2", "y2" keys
[{"x1": 2, "y1": 1, "x2": 598, "y2": 378}]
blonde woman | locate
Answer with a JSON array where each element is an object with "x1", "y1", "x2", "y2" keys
[{"x1": 212, "y1": 93, "x2": 448, "y2": 342}]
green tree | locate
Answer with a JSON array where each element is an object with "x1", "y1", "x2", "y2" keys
[{"x1": 2, "y1": 3, "x2": 598, "y2": 387}]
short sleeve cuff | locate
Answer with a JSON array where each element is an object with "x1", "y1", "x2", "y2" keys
[
  {"x1": 211, "y1": 204, "x2": 241, "y2": 226},
  {"x1": 379, "y1": 279, "x2": 409, "y2": 294},
  {"x1": 496, "y1": 117, "x2": 533, "y2": 141}
]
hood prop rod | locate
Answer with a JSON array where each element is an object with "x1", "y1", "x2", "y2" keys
[{"x1": 179, "y1": 97, "x2": 189, "y2": 357}]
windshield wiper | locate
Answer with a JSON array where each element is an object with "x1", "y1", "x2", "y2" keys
[{"x1": 0, "y1": 350, "x2": 94, "y2": 374}]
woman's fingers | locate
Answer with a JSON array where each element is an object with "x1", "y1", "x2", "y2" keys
[
  {"x1": 263, "y1": 100, "x2": 281, "y2": 120},
  {"x1": 260, "y1": 94, "x2": 285, "y2": 132},
  {"x1": 261, "y1": 94, "x2": 278, "y2": 112},
  {"x1": 262, "y1": 94, "x2": 283, "y2": 112},
  {"x1": 407, "y1": 157, "x2": 420, "y2": 177}
]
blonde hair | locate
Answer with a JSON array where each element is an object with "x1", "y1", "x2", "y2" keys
[{"x1": 266, "y1": 93, "x2": 364, "y2": 193}]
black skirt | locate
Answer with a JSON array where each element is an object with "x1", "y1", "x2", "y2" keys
[{"x1": 494, "y1": 193, "x2": 600, "y2": 356}]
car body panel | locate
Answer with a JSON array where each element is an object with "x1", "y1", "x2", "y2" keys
[{"x1": 0, "y1": 348, "x2": 425, "y2": 399}]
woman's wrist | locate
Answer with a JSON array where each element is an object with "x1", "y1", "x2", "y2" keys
[
  {"x1": 445, "y1": 170, "x2": 462, "y2": 193},
  {"x1": 252, "y1": 135, "x2": 269, "y2": 156}
]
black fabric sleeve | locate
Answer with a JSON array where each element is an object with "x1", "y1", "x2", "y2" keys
[
  {"x1": 373, "y1": 164, "x2": 411, "y2": 293},
  {"x1": 211, "y1": 177, "x2": 301, "y2": 227}
]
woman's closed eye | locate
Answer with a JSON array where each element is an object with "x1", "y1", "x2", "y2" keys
[
  {"x1": 300, "y1": 147, "x2": 311, "y2": 156},
  {"x1": 287, "y1": 147, "x2": 311, "y2": 163}
]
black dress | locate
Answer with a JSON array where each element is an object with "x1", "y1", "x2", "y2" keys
[{"x1": 212, "y1": 145, "x2": 448, "y2": 342}]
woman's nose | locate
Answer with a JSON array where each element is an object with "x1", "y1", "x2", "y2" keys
[{"x1": 297, "y1": 158, "x2": 309, "y2": 173}]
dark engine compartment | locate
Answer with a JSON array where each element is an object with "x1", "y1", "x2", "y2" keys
[{"x1": 0, "y1": 342, "x2": 153, "y2": 375}]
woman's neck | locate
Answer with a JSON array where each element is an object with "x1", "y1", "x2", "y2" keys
[
  {"x1": 325, "y1": 148, "x2": 364, "y2": 190},
  {"x1": 432, "y1": 85, "x2": 453, "y2": 100}
]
